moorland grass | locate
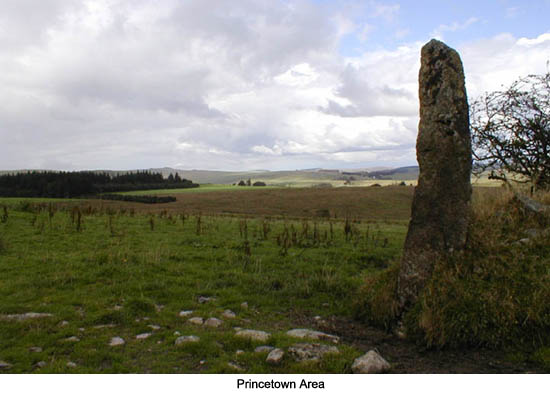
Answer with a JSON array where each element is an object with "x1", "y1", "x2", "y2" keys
[{"x1": 0, "y1": 199, "x2": 406, "y2": 373}]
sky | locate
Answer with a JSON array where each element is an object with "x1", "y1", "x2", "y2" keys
[{"x1": 0, "y1": 0, "x2": 549, "y2": 172}]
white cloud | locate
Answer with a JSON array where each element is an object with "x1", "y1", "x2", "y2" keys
[{"x1": 431, "y1": 17, "x2": 479, "y2": 40}]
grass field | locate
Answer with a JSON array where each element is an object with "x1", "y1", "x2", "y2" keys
[{"x1": 0, "y1": 189, "x2": 408, "y2": 373}]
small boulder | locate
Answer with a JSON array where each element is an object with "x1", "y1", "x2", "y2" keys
[
  {"x1": 227, "y1": 362, "x2": 245, "y2": 372},
  {"x1": 66, "y1": 361, "x2": 77, "y2": 368},
  {"x1": 351, "y1": 350, "x2": 391, "y2": 374},
  {"x1": 288, "y1": 343, "x2": 339, "y2": 362},
  {"x1": 63, "y1": 336, "x2": 80, "y2": 343},
  {"x1": 59, "y1": 320, "x2": 69, "y2": 327},
  {"x1": 254, "y1": 345, "x2": 275, "y2": 353},
  {"x1": 286, "y1": 328, "x2": 340, "y2": 344},
  {"x1": 136, "y1": 333, "x2": 152, "y2": 340},
  {"x1": 175, "y1": 335, "x2": 200, "y2": 345},
  {"x1": 0, "y1": 360, "x2": 13, "y2": 370},
  {"x1": 29, "y1": 347, "x2": 43, "y2": 353},
  {"x1": 240, "y1": 302, "x2": 249, "y2": 310},
  {"x1": 148, "y1": 324, "x2": 161, "y2": 330},
  {"x1": 179, "y1": 310, "x2": 193, "y2": 317},
  {"x1": 198, "y1": 296, "x2": 215, "y2": 304},
  {"x1": 205, "y1": 317, "x2": 223, "y2": 328},
  {"x1": 222, "y1": 310, "x2": 236, "y2": 319},
  {"x1": 109, "y1": 337, "x2": 125, "y2": 346},
  {"x1": 188, "y1": 317, "x2": 204, "y2": 326},
  {"x1": 36, "y1": 361, "x2": 47, "y2": 368},
  {"x1": 235, "y1": 329, "x2": 271, "y2": 342},
  {"x1": 266, "y1": 348, "x2": 284, "y2": 365}
]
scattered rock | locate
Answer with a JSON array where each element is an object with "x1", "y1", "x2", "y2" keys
[
  {"x1": 188, "y1": 317, "x2": 204, "y2": 326},
  {"x1": 113, "y1": 305, "x2": 123, "y2": 311},
  {"x1": 1, "y1": 312, "x2": 53, "y2": 321},
  {"x1": 288, "y1": 343, "x2": 339, "y2": 362},
  {"x1": 313, "y1": 316, "x2": 322, "y2": 321},
  {"x1": 148, "y1": 324, "x2": 161, "y2": 330},
  {"x1": 266, "y1": 348, "x2": 284, "y2": 365},
  {"x1": 236, "y1": 350, "x2": 245, "y2": 356},
  {"x1": 235, "y1": 329, "x2": 271, "y2": 342},
  {"x1": 93, "y1": 324, "x2": 115, "y2": 329},
  {"x1": 109, "y1": 337, "x2": 125, "y2": 346},
  {"x1": 175, "y1": 335, "x2": 200, "y2": 345},
  {"x1": 286, "y1": 328, "x2": 340, "y2": 344},
  {"x1": 179, "y1": 310, "x2": 193, "y2": 317},
  {"x1": 78, "y1": 328, "x2": 85, "y2": 332},
  {"x1": 63, "y1": 336, "x2": 80, "y2": 342},
  {"x1": 204, "y1": 317, "x2": 223, "y2": 328},
  {"x1": 66, "y1": 361, "x2": 77, "y2": 368},
  {"x1": 198, "y1": 296, "x2": 215, "y2": 304},
  {"x1": 233, "y1": 327, "x2": 243, "y2": 332},
  {"x1": 36, "y1": 361, "x2": 47, "y2": 368},
  {"x1": 398, "y1": 39, "x2": 472, "y2": 310},
  {"x1": 254, "y1": 345, "x2": 275, "y2": 353},
  {"x1": 222, "y1": 310, "x2": 236, "y2": 319},
  {"x1": 351, "y1": 350, "x2": 391, "y2": 374},
  {"x1": 199, "y1": 360, "x2": 206, "y2": 365},
  {"x1": 174, "y1": 331, "x2": 181, "y2": 336},
  {"x1": 136, "y1": 333, "x2": 152, "y2": 340},
  {"x1": 240, "y1": 302, "x2": 248, "y2": 310},
  {"x1": 59, "y1": 320, "x2": 69, "y2": 327},
  {"x1": 0, "y1": 360, "x2": 13, "y2": 370},
  {"x1": 29, "y1": 347, "x2": 43, "y2": 353},
  {"x1": 227, "y1": 362, "x2": 244, "y2": 372}
]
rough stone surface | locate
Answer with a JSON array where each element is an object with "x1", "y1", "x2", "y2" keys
[
  {"x1": 29, "y1": 347, "x2": 43, "y2": 353},
  {"x1": 188, "y1": 317, "x2": 204, "y2": 325},
  {"x1": 288, "y1": 343, "x2": 339, "y2": 362},
  {"x1": 94, "y1": 323, "x2": 115, "y2": 329},
  {"x1": 204, "y1": 317, "x2": 223, "y2": 328},
  {"x1": 0, "y1": 360, "x2": 13, "y2": 370},
  {"x1": 136, "y1": 333, "x2": 152, "y2": 340},
  {"x1": 235, "y1": 329, "x2": 271, "y2": 342},
  {"x1": 254, "y1": 345, "x2": 275, "y2": 353},
  {"x1": 109, "y1": 337, "x2": 125, "y2": 346},
  {"x1": 1, "y1": 312, "x2": 53, "y2": 321},
  {"x1": 36, "y1": 361, "x2": 47, "y2": 368},
  {"x1": 222, "y1": 309, "x2": 236, "y2": 319},
  {"x1": 63, "y1": 336, "x2": 80, "y2": 342},
  {"x1": 198, "y1": 296, "x2": 215, "y2": 304},
  {"x1": 66, "y1": 361, "x2": 77, "y2": 368},
  {"x1": 148, "y1": 324, "x2": 161, "y2": 330},
  {"x1": 175, "y1": 335, "x2": 200, "y2": 345},
  {"x1": 286, "y1": 328, "x2": 340, "y2": 344},
  {"x1": 351, "y1": 350, "x2": 391, "y2": 374},
  {"x1": 59, "y1": 320, "x2": 69, "y2": 327},
  {"x1": 397, "y1": 39, "x2": 472, "y2": 309},
  {"x1": 266, "y1": 348, "x2": 284, "y2": 365}
]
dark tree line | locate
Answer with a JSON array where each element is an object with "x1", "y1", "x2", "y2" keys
[{"x1": 0, "y1": 170, "x2": 199, "y2": 198}]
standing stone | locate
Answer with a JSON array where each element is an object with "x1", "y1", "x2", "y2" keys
[{"x1": 397, "y1": 39, "x2": 472, "y2": 310}]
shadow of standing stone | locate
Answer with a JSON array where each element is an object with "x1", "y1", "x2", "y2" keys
[{"x1": 397, "y1": 39, "x2": 472, "y2": 311}]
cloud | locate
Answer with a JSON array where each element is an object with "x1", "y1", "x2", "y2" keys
[
  {"x1": 431, "y1": 17, "x2": 479, "y2": 39},
  {"x1": 0, "y1": 1, "x2": 549, "y2": 172}
]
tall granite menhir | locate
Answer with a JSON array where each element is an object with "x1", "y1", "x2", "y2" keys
[{"x1": 397, "y1": 39, "x2": 472, "y2": 310}]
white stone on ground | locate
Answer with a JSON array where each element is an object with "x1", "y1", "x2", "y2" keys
[
  {"x1": 288, "y1": 343, "x2": 339, "y2": 362},
  {"x1": 1, "y1": 312, "x2": 52, "y2": 321},
  {"x1": 66, "y1": 361, "x2": 77, "y2": 368},
  {"x1": 286, "y1": 328, "x2": 340, "y2": 344},
  {"x1": 94, "y1": 324, "x2": 115, "y2": 329},
  {"x1": 109, "y1": 337, "x2": 125, "y2": 346},
  {"x1": 175, "y1": 335, "x2": 200, "y2": 345},
  {"x1": 236, "y1": 350, "x2": 245, "y2": 356},
  {"x1": 0, "y1": 360, "x2": 12, "y2": 369},
  {"x1": 222, "y1": 310, "x2": 236, "y2": 319},
  {"x1": 266, "y1": 348, "x2": 284, "y2": 365},
  {"x1": 148, "y1": 324, "x2": 161, "y2": 330},
  {"x1": 227, "y1": 362, "x2": 244, "y2": 372},
  {"x1": 204, "y1": 317, "x2": 223, "y2": 327},
  {"x1": 36, "y1": 361, "x2": 47, "y2": 368},
  {"x1": 254, "y1": 345, "x2": 275, "y2": 353},
  {"x1": 174, "y1": 331, "x2": 181, "y2": 336},
  {"x1": 63, "y1": 336, "x2": 80, "y2": 342},
  {"x1": 234, "y1": 329, "x2": 271, "y2": 342},
  {"x1": 198, "y1": 296, "x2": 214, "y2": 304},
  {"x1": 136, "y1": 333, "x2": 152, "y2": 340},
  {"x1": 179, "y1": 310, "x2": 193, "y2": 317},
  {"x1": 29, "y1": 347, "x2": 43, "y2": 353},
  {"x1": 240, "y1": 302, "x2": 248, "y2": 310},
  {"x1": 351, "y1": 350, "x2": 391, "y2": 374},
  {"x1": 188, "y1": 317, "x2": 204, "y2": 325},
  {"x1": 59, "y1": 320, "x2": 69, "y2": 327}
]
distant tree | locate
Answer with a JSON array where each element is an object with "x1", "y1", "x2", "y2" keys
[
  {"x1": 470, "y1": 70, "x2": 550, "y2": 190},
  {"x1": 253, "y1": 181, "x2": 266, "y2": 186},
  {"x1": 246, "y1": 179, "x2": 251, "y2": 186},
  {"x1": 237, "y1": 180, "x2": 246, "y2": 186}
]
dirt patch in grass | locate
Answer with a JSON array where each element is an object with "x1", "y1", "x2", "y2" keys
[{"x1": 293, "y1": 314, "x2": 545, "y2": 373}]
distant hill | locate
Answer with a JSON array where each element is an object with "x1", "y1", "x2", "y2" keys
[{"x1": 0, "y1": 166, "x2": 419, "y2": 185}]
